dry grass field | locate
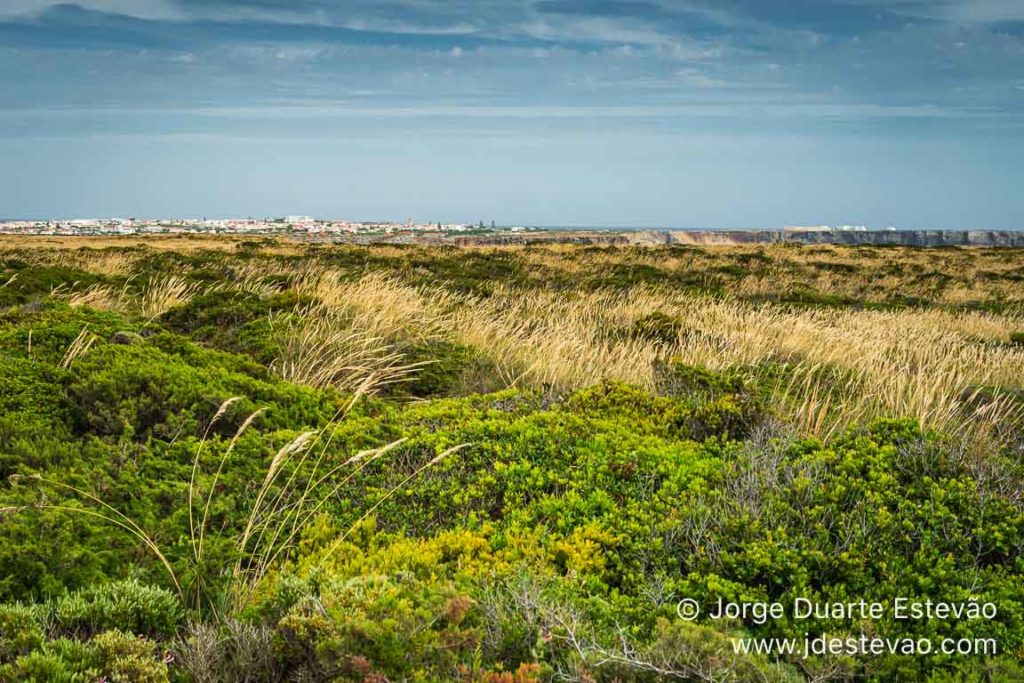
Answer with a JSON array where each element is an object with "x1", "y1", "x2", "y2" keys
[{"x1": 10, "y1": 236, "x2": 1023, "y2": 445}]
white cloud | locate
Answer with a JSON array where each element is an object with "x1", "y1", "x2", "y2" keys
[
  {"x1": 336, "y1": 18, "x2": 479, "y2": 36},
  {"x1": 519, "y1": 16, "x2": 673, "y2": 46},
  {"x1": 674, "y1": 66, "x2": 726, "y2": 88},
  {"x1": 0, "y1": 0, "x2": 180, "y2": 19},
  {"x1": 944, "y1": 0, "x2": 1024, "y2": 23},
  {"x1": 871, "y1": 0, "x2": 1024, "y2": 24}
]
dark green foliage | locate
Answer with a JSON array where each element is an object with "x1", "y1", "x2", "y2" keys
[
  {"x1": 66, "y1": 338, "x2": 341, "y2": 440},
  {"x1": 404, "y1": 250, "x2": 529, "y2": 294},
  {"x1": 809, "y1": 259, "x2": 860, "y2": 274},
  {"x1": 624, "y1": 311, "x2": 683, "y2": 345},
  {"x1": 159, "y1": 290, "x2": 311, "y2": 363},
  {"x1": 653, "y1": 358, "x2": 746, "y2": 399},
  {"x1": 388, "y1": 340, "x2": 501, "y2": 398},
  {"x1": 0, "y1": 355, "x2": 69, "y2": 447},
  {"x1": 0, "y1": 262, "x2": 107, "y2": 307}
]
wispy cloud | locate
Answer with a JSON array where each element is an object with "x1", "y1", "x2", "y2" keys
[{"x1": 0, "y1": 1, "x2": 1021, "y2": 126}]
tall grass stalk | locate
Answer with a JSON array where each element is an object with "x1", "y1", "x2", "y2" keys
[
  {"x1": 320, "y1": 443, "x2": 469, "y2": 563},
  {"x1": 188, "y1": 397, "x2": 242, "y2": 564},
  {"x1": 60, "y1": 326, "x2": 97, "y2": 369},
  {"x1": 28, "y1": 476, "x2": 183, "y2": 597}
]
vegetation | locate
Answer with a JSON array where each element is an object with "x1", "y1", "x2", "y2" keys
[{"x1": 0, "y1": 237, "x2": 1022, "y2": 681}]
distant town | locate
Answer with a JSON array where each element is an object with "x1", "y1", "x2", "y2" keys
[
  {"x1": 3, "y1": 218, "x2": 1022, "y2": 248},
  {"x1": 0, "y1": 216, "x2": 538, "y2": 237}
]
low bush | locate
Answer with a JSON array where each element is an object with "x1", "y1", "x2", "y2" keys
[
  {"x1": 0, "y1": 630, "x2": 170, "y2": 683},
  {"x1": 53, "y1": 579, "x2": 182, "y2": 640}
]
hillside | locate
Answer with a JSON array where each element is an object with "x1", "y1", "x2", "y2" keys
[{"x1": 0, "y1": 238, "x2": 1021, "y2": 682}]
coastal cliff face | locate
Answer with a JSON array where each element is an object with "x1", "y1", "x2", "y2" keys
[{"x1": 445, "y1": 230, "x2": 1024, "y2": 247}]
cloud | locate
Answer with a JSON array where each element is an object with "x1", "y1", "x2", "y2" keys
[
  {"x1": 0, "y1": 3, "x2": 510, "y2": 51},
  {"x1": 886, "y1": 0, "x2": 1024, "y2": 24},
  {"x1": 519, "y1": 16, "x2": 672, "y2": 45},
  {"x1": 534, "y1": 1, "x2": 666, "y2": 19},
  {"x1": 0, "y1": 0, "x2": 178, "y2": 19},
  {"x1": 0, "y1": 0, "x2": 1021, "y2": 133}
]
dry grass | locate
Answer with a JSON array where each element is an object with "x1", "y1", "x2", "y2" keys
[
  {"x1": 244, "y1": 262, "x2": 1024, "y2": 442},
  {"x1": 445, "y1": 286, "x2": 1024, "y2": 439},
  {"x1": 60, "y1": 326, "x2": 98, "y2": 369},
  {"x1": 267, "y1": 266, "x2": 1024, "y2": 441},
  {"x1": 56, "y1": 275, "x2": 201, "y2": 320},
  {"x1": 65, "y1": 282, "x2": 133, "y2": 312},
  {"x1": 18, "y1": 248, "x2": 141, "y2": 277},
  {"x1": 269, "y1": 308, "x2": 423, "y2": 394},
  {"x1": 140, "y1": 275, "x2": 202, "y2": 320},
  {"x1": 289, "y1": 269, "x2": 454, "y2": 339},
  {"x1": 267, "y1": 271, "x2": 457, "y2": 395},
  {"x1": 54, "y1": 274, "x2": 201, "y2": 321}
]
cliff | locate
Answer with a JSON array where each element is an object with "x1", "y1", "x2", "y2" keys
[{"x1": 442, "y1": 229, "x2": 1024, "y2": 248}]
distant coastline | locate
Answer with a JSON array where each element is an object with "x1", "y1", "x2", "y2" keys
[
  {"x1": 451, "y1": 229, "x2": 1024, "y2": 247},
  {"x1": 2, "y1": 218, "x2": 1023, "y2": 247}
]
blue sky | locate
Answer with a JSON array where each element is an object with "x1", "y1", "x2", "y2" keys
[{"x1": 1, "y1": 0, "x2": 1022, "y2": 228}]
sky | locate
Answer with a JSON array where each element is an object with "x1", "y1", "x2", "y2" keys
[{"x1": 1, "y1": 1, "x2": 1022, "y2": 228}]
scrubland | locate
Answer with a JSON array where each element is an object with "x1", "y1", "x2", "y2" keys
[{"x1": 0, "y1": 237, "x2": 1022, "y2": 681}]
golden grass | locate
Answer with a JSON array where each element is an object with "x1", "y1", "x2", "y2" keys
[
  {"x1": 57, "y1": 275, "x2": 201, "y2": 319},
  {"x1": 65, "y1": 282, "x2": 133, "y2": 312},
  {"x1": 224, "y1": 262, "x2": 285, "y2": 299},
  {"x1": 289, "y1": 269, "x2": 455, "y2": 340},
  {"x1": 60, "y1": 326, "x2": 98, "y2": 369},
  {"x1": 259, "y1": 262, "x2": 1024, "y2": 441},
  {"x1": 269, "y1": 308, "x2": 423, "y2": 394},
  {"x1": 12, "y1": 247, "x2": 141, "y2": 277},
  {"x1": 140, "y1": 275, "x2": 202, "y2": 320},
  {"x1": 266, "y1": 270, "x2": 460, "y2": 395},
  {"x1": 452, "y1": 286, "x2": 1023, "y2": 438}
]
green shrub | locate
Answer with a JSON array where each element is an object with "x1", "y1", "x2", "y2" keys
[
  {"x1": 652, "y1": 359, "x2": 744, "y2": 399},
  {"x1": 0, "y1": 355, "x2": 69, "y2": 455},
  {"x1": 0, "y1": 264, "x2": 106, "y2": 308},
  {"x1": 273, "y1": 574, "x2": 476, "y2": 681},
  {"x1": 66, "y1": 339, "x2": 340, "y2": 439},
  {"x1": 0, "y1": 638, "x2": 98, "y2": 683},
  {"x1": 626, "y1": 311, "x2": 683, "y2": 345},
  {"x1": 0, "y1": 632, "x2": 169, "y2": 683},
  {"x1": 90, "y1": 630, "x2": 169, "y2": 683},
  {"x1": 390, "y1": 340, "x2": 477, "y2": 398},
  {"x1": 0, "y1": 604, "x2": 45, "y2": 663},
  {"x1": 53, "y1": 580, "x2": 181, "y2": 640},
  {"x1": 1, "y1": 259, "x2": 1022, "y2": 680},
  {"x1": 159, "y1": 290, "x2": 311, "y2": 363}
]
